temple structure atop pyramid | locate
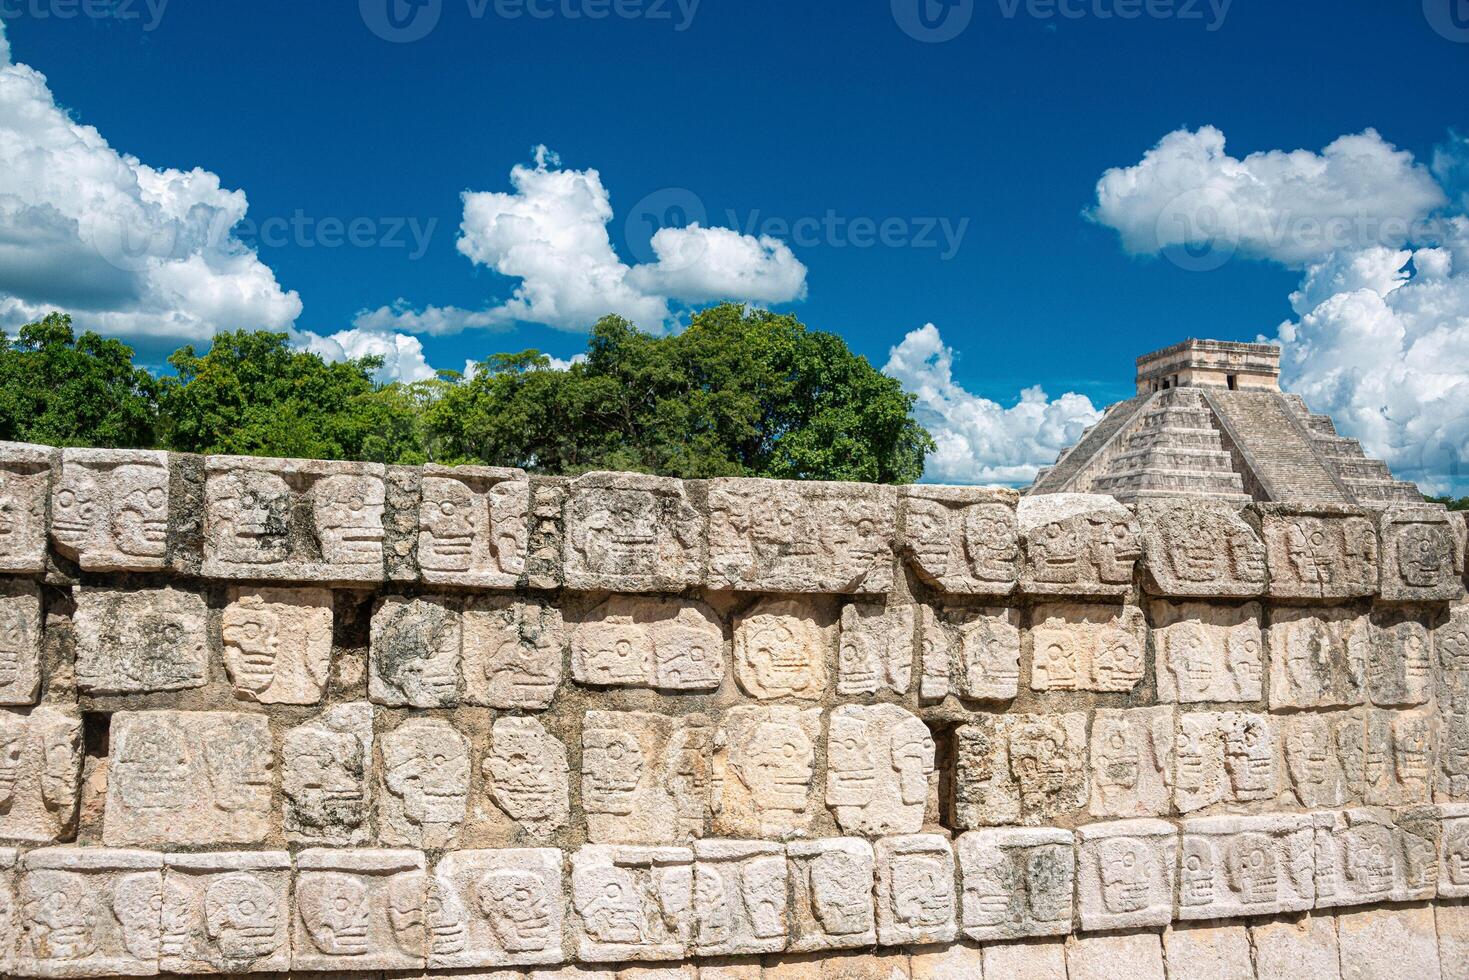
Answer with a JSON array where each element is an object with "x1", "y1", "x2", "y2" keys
[{"x1": 1029, "y1": 338, "x2": 1423, "y2": 505}]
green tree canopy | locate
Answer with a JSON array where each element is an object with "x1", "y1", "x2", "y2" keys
[{"x1": 0, "y1": 313, "x2": 160, "y2": 448}]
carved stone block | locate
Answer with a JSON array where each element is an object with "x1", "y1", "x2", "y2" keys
[
  {"x1": 1365, "y1": 707, "x2": 1436, "y2": 806},
  {"x1": 0, "y1": 442, "x2": 54, "y2": 574},
  {"x1": 1440, "y1": 804, "x2": 1469, "y2": 898},
  {"x1": 52, "y1": 449, "x2": 169, "y2": 571},
  {"x1": 585, "y1": 710, "x2": 713, "y2": 845},
  {"x1": 159, "y1": 852, "x2": 291, "y2": 974},
  {"x1": 1278, "y1": 710, "x2": 1366, "y2": 809},
  {"x1": 462, "y1": 596, "x2": 564, "y2": 710},
  {"x1": 572, "y1": 596, "x2": 725, "y2": 692},
  {"x1": 369, "y1": 595, "x2": 461, "y2": 708},
  {"x1": 1173, "y1": 711, "x2": 1278, "y2": 814},
  {"x1": 1018, "y1": 494, "x2": 1141, "y2": 598},
  {"x1": 690, "y1": 840, "x2": 787, "y2": 957},
  {"x1": 0, "y1": 579, "x2": 42, "y2": 705},
  {"x1": 838, "y1": 602, "x2": 914, "y2": 697},
  {"x1": 1138, "y1": 501, "x2": 1267, "y2": 598},
  {"x1": 221, "y1": 587, "x2": 332, "y2": 704},
  {"x1": 1089, "y1": 706, "x2": 1175, "y2": 818},
  {"x1": 563, "y1": 472, "x2": 703, "y2": 592},
  {"x1": 1177, "y1": 814, "x2": 1314, "y2": 919},
  {"x1": 708, "y1": 478, "x2": 895, "y2": 594},
  {"x1": 1029, "y1": 604, "x2": 1146, "y2": 693},
  {"x1": 104, "y1": 711, "x2": 272, "y2": 846},
  {"x1": 875, "y1": 834, "x2": 956, "y2": 945},
  {"x1": 570, "y1": 844, "x2": 693, "y2": 962},
  {"x1": 1392, "y1": 805, "x2": 1444, "y2": 901},
  {"x1": 899, "y1": 485, "x2": 1018, "y2": 595},
  {"x1": 292, "y1": 848, "x2": 427, "y2": 971},
  {"x1": 1364, "y1": 614, "x2": 1434, "y2": 707},
  {"x1": 953, "y1": 712, "x2": 1088, "y2": 827},
  {"x1": 1378, "y1": 504, "x2": 1465, "y2": 603},
  {"x1": 0, "y1": 847, "x2": 15, "y2": 975},
  {"x1": 1076, "y1": 818, "x2": 1177, "y2": 930},
  {"x1": 713, "y1": 706, "x2": 820, "y2": 840},
  {"x1": 1440, "y1": 605, "x2": 1469, "y2": 802},
  {"x1": 428, "y1": 848, "x2": 565, "y2": 969},
  {"x1": 204, "y1": 456, "x2": 386, "y2": 583},
  {"x1": 732, "y1": 598, "x2": 830, "y2": 702},
  {"x1": 282, "y1": 702, "x2": 372, "y2": 845},
  {"x1": 786, "y1": 838, "x2": 876, "y2": 952},
  {"x1": 918, "y1": 605, "x2": 1021, "y2": 703},
  {"x1": 418, "y1": 465, "x2": 529, "y2": 587},
  {"x1": 957, "y1": 828, "x2": 1074, "y2": 940},
  {"x1": 1313, "y1": 808, "x2": 1424, "y2": 908},
  {"x1": 0, "y1": 707, "x2": 81, "y2": 844},
  {"x1": 826, "y1": 704, "x2": 934, "y2": 837},
  {"x1": 1267, "y1": 607, "x2": 1370, "y2": 710},
  {"x1": 74, "y1": 586, "x2": 208, "y2": 695},
  {"x1": 379, "y1": 717, "x2": 470, "y2": 849},
  {"x1": 1261, "y1": 504, "x2": 1379, "y2": 600},
  {"x1": 1151, "y1": 601, "x2": 1263, "y2": 703},
  {"x1": 484, "y1": 716, "x2": 570, "y2": 841},
  {"x1": 16, "y1": 848, "x2": 164, "y2": 977}
]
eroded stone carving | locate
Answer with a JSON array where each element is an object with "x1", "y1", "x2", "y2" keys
[
  {"x1": 1261, "y1": 505, "x2": 1379, "y2": 600},
  {"x1": 1018, "y1": 494, "x2": 1141, "y2": 598},
  {"x1": 899, "y1": 486, "x2": 1018, "y2": 595},
  {"x1": 1152, "y1": 601, "x2": 1263, "y2": 703},
  {"x1": 837, "y1": 602, "x2": 914, "y2": 697},
  {"x1": 0, "y1": 442, "x2": 53, "y2": 574},
  {"x1": 221, "y1": 587, "x2": 332, "y2": 704},
  {"x1": 1364, "y1": 707, "x2": 1436, "y2": 806},
  {"x1": 733, "y1": 599, "x2": 830, "y2": 702},
  {"x1": 0, "y1": 580, "x2": 41, "y2": 706},
  {"x1": 572, "y1": 596, "x2": 725, "y2": 691},
  {"x1": 293, "y1": 849, "x2": 426, "y2": 971},
  {"x1": 957, "y1": 828, "x2": 1074, "y2": 941},
  {"x1": 1090, "y1": 707, "x2": 1175, "y2": 818},
  {"x1": 825, "y1": 704, "x2": 934, "y2": 836},
  {"x1": 564, "y1": 472, "x2": 703, "y2": 592},
  {"x1": 74, "y1": 586, "x2": 208, "y2": 694},
  {"x1": 1278, "y1": 710, "x2": 1365, "y2": 809},
  {"x1": 690, "y1": 839, "x2": 787, "y2": 957},
  {"x1": 1029, "y1": 603, "x2": 1147, "y2": 693},
  {"x1": 484, "y1": 716, "x2": 569, "y2": 841},
  {"x1": 875, "y1": 834, "x2": 956, "y2": 945},
  {"x1": 708, "y1": 478, "x2": 895, "y2": 593},
  {"x1": 51, "y1": 449, "x2": 169, "y2": 571},
  {"x1": 428, "y1": 849, "x2": 564, "y2": 969},
  {"x1": 159, "y1": 852, "x2": 291, "y2": 974},
  {"x1": 1268, "y1": 608, "x2": 1370, "y2": 710},
  {"x1": 713, "y1": 706, "x2": 820, "y2": 840},
  {"x1": 786, "y1": 838, "x2": 875, "y2": 952},
  {"x1": 570, "y1": 844, "x2": 693, "y2": 962},
  {"x1": 1076, "y1": 818, "x2": 1177, "y2": 930},
  {"x1": 418, "y1": 465, "x2": 529, "y2": 587},
  {"x1": 105, "y1": 711, "x2": 272, "y2": 847},
  {"x1": 0, "y1": 707, "x2": 81, "y2": 844},
  {"x1": 16, "y1": 848, "x2": 164, "y2": 977},
  {"x1": 1440, "y1": 605, "x2": 1469, "y2": 802},
  {"x1": 369, "y1": 595, "x2": 462, "y2": 708},
  {"x1": 1177, "y1": 814, "x2": 1314, "y2": 919},
  {"x1": 954, "y1": 712, "x2": 1088, "y2": 827},
  {"x1": 283, "y1": 703, "x2": 372, "y2": 845},
  {"x1": 379, "y1": 718, "x2": 470, "y2": 848},
  {"x1": 918, "y1": 605, "x2": 1021, "y2": 703},
  {"x1": 462, "y1": 596, "x2": 564, "y2": 710},
  {"x1": 1138, "y1": 502, "x2": 1267, "y2": 598},
  {"x1": 584, "y1": 710, "x2": 712, "y2": 845},
  {"x1": 1173, "y1": 711, "x2": 1277, "y2": 814},
  {"x1": 1364, "y1": 615, "x2": 1434, "y2": 707},
  {"x1": 1440, "y1": 805, "x2": 1469, "y2": 898},
  {"x1": 1378, "y1": 505, "x2": 1465, "y2": 603},
  {"x1": 1312, "y1": 808, "x2": 1431, "y2": 908}
]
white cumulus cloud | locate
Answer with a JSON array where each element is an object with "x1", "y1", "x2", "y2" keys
[{"x1": 299, "y1": 328, "x2": 439, "y2": 384}]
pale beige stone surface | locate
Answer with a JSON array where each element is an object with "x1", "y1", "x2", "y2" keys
[
  {"x1": 0, "y1": 579, "x2": 41, "y2": 705},
  {"x1": 378, "y1": 717, "x2": 470, "y2": 848},
  {"x1": 569, "y1": 844, "x2": 692, "y2": 962},
  {"x1": 370, "y1": 595, "x2": 462, "y2": 708},
  {"x1": 1365, "y1": 616, "x2": 1435, "y2": 708},
  {"x1": 1261, "y1": 504, "x2": 1379, "y2": 600},
  {"x1": 563, "y1": 472, "x2": 703, "y2": 592},
  {"x1": 1337, "y1": 904, "x2": 1443, "y2": 980},
  {"x1": 1379, "y1": 504, "x2": 1465, "y2": 603},
  {"x1": 0, "y1": 707, "x2": 81, "y2": 845},
  {"x1": 484, "y1": 716, "x2": 570, "y2": 841},
  {"x1": 572, "y1": 596, "x2": 725, "y2": 692},
  {"x1": 428, "y1": 848, "x2": 565, "y2": 969},
  {"x1": 825, "y1": 703, "x2": 934, "y2": 837},
  {"x1": 733, "y1": 598, "x2": 831, "y2": 702},
  {"x1": 1076, "y1": 818, "x2": 1177, "y2": 930},
  {"x1": 1177, "y1": 813, "x2": 1314, "y2": 918},
  {"x1": 1443, "y1": 809, "x2": 1469, "y2": 897},
  {"x1": 160, "y1": 851, "x2": 292, "y2": 974},
  {"x1": 418, "y1": 465, "x2": 529, "y2": 588},
  {"x1": 74, "y1": 586, "x2": 208, "y2": 694},
  {"x1": 691, "y1": 839, "x2": 788, "y2": 957},
  {"x1": 909, "y1": 941, "x2": 985, "y2": 979},
  {"x1": 585, "y1": 709, "x2": 712, "y2": 845},
  {"x1": 292, "y1": 848, "x2": 427, "y2": 971},
  {"x1": 1173, "y1": 711, "x2": 1277, "y2": 813},
  {"x1": 1138, "y1": 501, "x2": 1266, "y2": 599},
  {"x1": 763, "y1": 949, "x2": 911, "y2": 979},
  {"x1": 282, "y1": 702, "x2": 372, "y2": 845},
  {"x1": 1251, "y1": 913, "x2": 1341, "y2": 980},
  {"x1": 1162, "y1": 922, "x2": 1253, "y2": 980},
  {"x1": 918, "y1": 605, "x2": 1021, "y2": 703},
  {"x1": 221, "y1": 587, "x2": 333, "y2": 704},
  {"x1": 1277, "y1": 710, "x2": 1365, "y2": 809},
  {"x1": 1151, "y1": 601, "x2": 1263, "y2": 703},
  {"x1": 982, "y1": 938, "x2": 1066, "y2": 980},
  {"x1": 1364, "y1": 706, "x2": 1436, "y2": 806},
  {"x1": 954, "y1": 712, "x2": 1088, "y2": 827},
  {"x1": 1090, "y1": 706, "x2": 1174, "y2": 818},
  {"x1": 714, "y1": 706, "x2": 818, "y2": 841},
  {"x1": 1029, "y1": 603, "x2": 1146, "y2": 693},
  {"x1": 957, "y1": 828, "x2": 1073, "y2": 940},
  {"x1": 697, "y1": 957, "x2": 762, "y2": 980},
  {"x1": 1019, "y1": 494, "x2": 1140, "y2": 598},
  {"x1": 875, "y1": 834, "x2": 956, "y2": 946},
  {"x1": 0, "y1": 441, "x2": 54, "y2": 574},
  {"x1": 462, "y1": 596, "x2": 565, "y2": 710},
  {"x1": 15, "y1": 847, "x2": 165, "y2": 978},
  {"x1": 51, "y1": 449, "x2": 169, "y2": 572},
  {"x1": 900, "y1": 485, "x2": 1019, "y2": 596},
  {"x1": 1065, "y1": 931, "x2": 1165, "y2": 980},
  {"x1": 838, "y1": 602, "x2": 915, "y2": 697},
  {"x1": 1437, "y1": 902, "x2": 1469, "y2": 980},
  {"x1": 786, "y1": 838, "x2": 876, "y2": 953},
  {"x1": 1269, "y1": 607, "x2": 1371, "y2": 710}
]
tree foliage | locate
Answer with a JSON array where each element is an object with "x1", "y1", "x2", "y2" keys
[{"x1": 1425, "y1": 495, "x2": 1469, "y2": 511}]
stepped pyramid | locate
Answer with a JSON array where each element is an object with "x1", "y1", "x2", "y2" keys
[{"x1": 1030, "y1": 339, "x2": 1422, "y2": 506}]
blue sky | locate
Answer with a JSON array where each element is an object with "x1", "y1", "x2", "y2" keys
[{"x1": 2, "y1": 1, "x2": 1468, "y2": 488}]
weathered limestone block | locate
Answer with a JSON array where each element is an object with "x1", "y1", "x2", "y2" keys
[
  {"x1": 1163, "y1": 924, "x2": 1255, "y2": 980},
  {"x1": 1076, "y1": 818, "x2": 1177, "y2": 930},
  {"x1": 899, "y1": 485, "x2": 1018, "y2": 595},
  {"x1": 1177, "y1": 813, "x2": 1315, "y2": 919},
  {"x1": 204, "y1": 456, "x2": 386, "y2": 583},
  {"x1": 1268, "y1": 607, "x2": 1370, "y2": 709},
  {"x1": 0, "y1": 707, "x2": 81, "y2": 844},
  {"x1": 585, "y1": 710, "x2": 713, "y2": 845},
  {"x1": 918, "y1": 605, "x2": 1021, "y2": 703},
  {"x1": 1173, "y1": 711, "x2": 1278, "y2": 813},
  {"x1": 418, "y1": 464, "x2": 529, "y2": 587},
  {"x1": 1313, "y1": 807, "x2": 1437, "y2": 908},
  {"x1": 16, "y1": 847, "x2": 164, "y2": 978},
  {"x1": 1261, "y1": 503, "x2": 1379, "y2": 600},
  {"x1": 1018, "y1": 494, "x2": 1141, "y2": 598},
  {"x1": 765, "y1": 949, "x2": 911, "y2": 980},
  {"x1": 1278, "y1": 710, "x2": 1366, "y2": 808},
  {"x1": 957, "y1": 828, "x2": 1074, "y2": 941},
  {"x1": 838, "y1": 602, "x2": 915, "y2": 697},
  {"x1": 428, "y1": 848, "x2": 565, "y2": 969},
  {"x1": 690, "y1": 839, "x2": 787, "y2": 957},
  {"x1": 370, "y1": 595, "x2": 462, "y2": 708},
  {"x1": 0, "y1": 442, "x2": 55, "y2": 573},
  {"x1": 713, "y1": 706, "x2": 818, "y2": 840},
  {"x1": 484, "y1": 716, "x2": 570, "y2": 841},
  {"x1": 708, "y1": 478, "x2": 896, "y2": 594},
  {"x1": 1066, "y1": 932, "x2": 1165, "y2": 980},
  {"x1": 564, "y1": 472, "x2": 703, "y2": 592},
  {"x1": 570, "y1": 844, "x2": 693, "y2": 962},
  {"x1": 1138, "y1": 501, "x2": 1267, "y2": 598},
  {"x1": 1089, "y1": 706, "x2": 1175, "y2": 818},
  {"x1": 786, "y1": 838, "x2": 876, "y2": 952},
  {"x1": 1440, "y1": 903, "x2": 1469, "y2": 980},
  {"x1": 732, "y1": 598, "x2": 830, "y2": 702},
  {"x1": 73, "y1": 586, "x2": 208, "y2": 694},
  {"x1": 282, "y1": 702, "x2": 372, "y2": 845},
  {"x1": 1337, "y1": 904, "x2": 1444, "y2": 980},
  {"x1": 1151, "y1": 601, "x2": 1263, "y2": 703},
  {"x1": 1365, "y1": 614, "x2": 1435, "y2": 707},
  {"x1": 379, "y1": 717, "x2": 470, "y2": 848},
  {"x1": 909, "y1": 942, "x2": 986, "y2": 980},
  {"x1": 1394, "y1": 805, "x2": 1445, "y2": 901},
  {"x1": 875, "y1": 834, "x2": 957, "y2": 946},
  {"x1": 524, "y1": 476, "x2": 568, "y2": 589},
  {"x1": 954, "y1": 712, "x2": 1088, "y2": 827},
  {"x1": 463, "y1": 596, "x2": 565, "y2": 710},
  {"x1": 1029, "y1": 603, "x2": 1146, "y2": 693},
  {"x1": 1379, "y1": 504, "x2": 1466, "y2": 602},
  {"x1": 159, "y1": 852, "x2": 291, "y2": 974},
  {"x1": 1366, "y1": 707, "x2": 1436, "y2": 806},
  {"x1": 983, "y1": 938, "x2": 1067, "y2": 980},
  {"x1": 0, "y1": 847, "x2": 15, "y2": 975},
  {"x1": 1442, "y1": 804, "x2": 1469, "y2": 897},
  {"x1": 104, "y1": 711, "x2": 271, "y2": 846},
  {"x1": 221, "y1": 587, "x2": 332, "y2": 704},
  {"x1": 51, "y1": 449, "x2": 169, "y2": 571},
  {"x1": 0, "y1": 579, "x2": 42, "y2": 705},
  {"x1": 1440, "y1": 605, "x2": 1469, "y2": 801},
  {"x1": 826, "y1": 704, "x2": 934, "y2": 836},
  {"x1": 292, "y1": 848, "x2": 426, "y2": 971},
  {"x1": 571, "y1": 596, "x2": 725, "y2": 692},
  {"x1": 1251, "y1": 913, "x2": 1342, "y2": 980}
]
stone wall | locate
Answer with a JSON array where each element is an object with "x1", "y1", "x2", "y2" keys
[{"x1": 0, "y1": 443, "x2": 1467, "y2": 978}]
